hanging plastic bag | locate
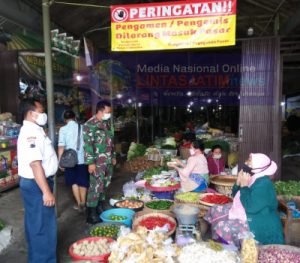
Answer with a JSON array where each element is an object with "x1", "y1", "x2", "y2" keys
[
  {"x1": 135, "y1": 170, "x2": 145, "y2": 181},
  {"x1": 122, "y1": 180, "x2": 138, "y2": 198},
  {"x1": 239, "y1": 232, "x2": 258, "y2": 263}
]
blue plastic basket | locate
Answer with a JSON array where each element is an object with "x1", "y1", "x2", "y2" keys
[
  {"x1": 153, "y1": 191, "x2": 176, "y2": 200},
  {"x1": 100, "y1": 208, "x2": 135, "y2": 227}
]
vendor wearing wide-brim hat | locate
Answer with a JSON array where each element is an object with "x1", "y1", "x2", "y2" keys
[{"x1": 204, "y1": 153, "x2": 284, "y2": 247}]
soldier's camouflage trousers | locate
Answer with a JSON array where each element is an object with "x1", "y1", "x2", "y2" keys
[{"x1": 87, "y1": 164, "x2": 113, "y2": 207}]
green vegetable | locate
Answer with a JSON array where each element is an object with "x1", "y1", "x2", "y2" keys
[
  {"x1": 274, "y1": 180, "x2": 300, "y2": 198},
  {"x1": 161, "y1": 145, "x2": 176, "y2": 150},
  {"x1": 146, "y1": 200, "x2": 173, "y2": 210},
  {"x1": 209, "y1": 239, "x2": 223, "y2": 251},
  {"x1": 127, "y1": 142, "x2": 147, "y2": 160},
  {"x1": 108, "y1": 214, "x2": 127, "y2": 221},
  {"x1": 0, "y1": 219, "x2": 5, "y2": 231},
  {"x1": 111, "y1": 193, "x2": 123, "y2": 200},
  {"x1": 143, "y1": 167, "x2": 167, "y2": 180},
  {"x1": 175, "y1": 192, "x2": 200, "y2": 202},
  {"x1": 163, "y1": 137, "x2": 176, "y2": 148}
]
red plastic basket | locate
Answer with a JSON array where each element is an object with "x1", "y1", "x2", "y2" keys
[
  {"x1": 69, "y1": 236, "x2": 114, "y2": 262},
  {"x1": 145, "y1": 182, "x2": 181, "y2": 192}
]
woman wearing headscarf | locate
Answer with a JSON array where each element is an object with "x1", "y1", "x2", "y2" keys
[{"x1": 204, "y1": 153, "x2": 284, "y2": 246}]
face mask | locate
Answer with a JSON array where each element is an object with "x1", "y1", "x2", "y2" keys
[
  {"x1": 33, "y1": 112, "x2": 47, "y2": 126},
  {"x1": 213, "y1": 154, "x2": 222, "y2": 159},
  {"x1": 102, "y1": 113, "x2": 111, "y2": 121},
  {"x1": 189, "y1": 149, "x2": 196, "y2": 156},
  {"x1": 242, "y1": 163, "x2": 254, "y2": 175}
]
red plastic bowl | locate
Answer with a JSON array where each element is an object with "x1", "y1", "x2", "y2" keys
[
  {"x1": 69, "y1": 236, "x2": 115, "y2": 262},
  {"x1": 145, "y1": 182, "x2": 181, "y2": 192}
]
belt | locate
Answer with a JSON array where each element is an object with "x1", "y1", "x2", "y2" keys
[{"x1": 20, "y1": 175, "x2": 54, "y2": 180}]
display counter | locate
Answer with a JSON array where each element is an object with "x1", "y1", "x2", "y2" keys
[{"x1": 0, "y1": 145, "x2": 19, "y2": 192}]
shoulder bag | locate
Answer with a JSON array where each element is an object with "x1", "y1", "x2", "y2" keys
[{"x1": 59, "y1": 123, "x2": 81, "y2": 168}]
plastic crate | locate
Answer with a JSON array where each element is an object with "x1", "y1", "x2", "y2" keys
[{"x1": 153, "y1": 190, "x2": 176, "y2": 200}]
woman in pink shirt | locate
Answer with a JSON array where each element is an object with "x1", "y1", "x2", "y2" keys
[
  {"x1": 170, "y1": 140, "x2": 209, "y2": 192},
  {"x1": 207, "y1": 145, "x2": 225, "y2": 175}
]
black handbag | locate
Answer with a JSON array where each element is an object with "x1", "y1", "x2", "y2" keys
[{"x1": 59, "y1": 124, "x2": 81, "y2": 168}]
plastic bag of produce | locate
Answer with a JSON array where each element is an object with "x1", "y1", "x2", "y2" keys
[
  {"x1": 0, "y1": 225, "x2": 12, "y2": 253},
  {"x1": 135, "y1": 171, "x2": 145, "y2": 181},
  {"x1": 239, "y1": 232, "x2": 258, "y2": 263},
  {"x1": 123, "y1": 180, "x2": 138, "y2": 198}
]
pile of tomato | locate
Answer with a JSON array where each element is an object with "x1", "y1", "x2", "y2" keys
[
  {"x1": 201, "y1": 194, "x2": 232, "y2": 204},
  {"x1": 139, "y1": 216, "x2": 175, "y2": 230}
]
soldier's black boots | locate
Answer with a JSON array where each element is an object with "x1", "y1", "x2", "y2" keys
[
  {"x1": 86, "y1": 207, "x2": 101, "y2": 224},
  {"x1": 96, "y1": 200, "x2": 104, "y2": 215}
]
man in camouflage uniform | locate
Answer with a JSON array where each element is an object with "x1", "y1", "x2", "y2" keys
[{"x1": 83, "y1": 100, "x2": 116, "y2": 224}]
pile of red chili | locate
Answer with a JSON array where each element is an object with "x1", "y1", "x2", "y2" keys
[
  {"x1": 201, "y1": 194, "x2": 232, "y2": 204},
  {"x1": 139, "y1": 216, "x2": 175, "y2": 230}
]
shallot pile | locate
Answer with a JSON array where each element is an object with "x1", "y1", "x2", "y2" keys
[{"x1": 258, "y1": 245, "x2": 300, "y2": 263}]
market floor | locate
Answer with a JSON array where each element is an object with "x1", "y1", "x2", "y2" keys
[
  {"x1": 0, "y1": 156, "x2": 299, "y2": 263},
  {"x1": 0, "y1": 166, "x2": 136, "y2": 263}
]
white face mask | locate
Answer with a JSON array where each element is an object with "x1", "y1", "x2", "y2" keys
[
  {"x1": 102, "y1": 113, "x2": 111, "y2": 121},
  {"x1": 189, "y1": 149, "x2": 196, "y2": 156},
  {"x1": 213, "y1": 154, "x2": 222, "y2": 159},
  {"x1": 33, "y1": 112, "x2": 47, "y2": 126}
]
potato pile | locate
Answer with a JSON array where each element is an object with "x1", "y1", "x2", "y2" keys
[
  {"x1": 72, "y1": 239, "x2": 111, "y2": 257},
  {"x1": 108, "y1": 227, "x2": 181, "y2": 263},
  {"x1": 115, "y1": 200, "x2": 143, "y2": 209},
  {"x1": 123, "y1": 156, "x2": 161, "y2": 173}
]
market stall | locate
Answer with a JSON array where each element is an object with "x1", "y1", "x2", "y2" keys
[
  {"x1": 67, "y1": 141, "x2": 300, "y2": 262},
  {"x1": 0, "y1": 113, "x2": 19, "y2": 192}
]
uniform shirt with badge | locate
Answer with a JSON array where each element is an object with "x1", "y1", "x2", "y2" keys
[{"x1": 18, "y1": 120, "x2": 58, "y2": 179}]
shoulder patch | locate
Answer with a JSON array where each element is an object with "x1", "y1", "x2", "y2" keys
[{"x1": 27, "y1": 136, "x2": 37, "y2": 148}]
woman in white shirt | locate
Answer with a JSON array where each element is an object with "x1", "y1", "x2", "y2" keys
[{"x1": 58, "y1": 110, "x2": 89, "y2": 211}]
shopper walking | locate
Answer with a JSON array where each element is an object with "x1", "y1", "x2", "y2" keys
[
  {"x1": 83, "y1": 100, "x2": 116, "y2": 224},
  {"x1": 18, "y1": 98, "x2": 58, "y2": 263},
  {"x1": 58, "y1": 110, "x2": 89, "y2": 212}
]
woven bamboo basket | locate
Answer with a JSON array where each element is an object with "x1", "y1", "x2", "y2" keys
[
  {"x1": 132, "y1": 211, "x2": 176, "y2": 236},
  {"x1": 277, "y1": 195, "x2": 300, "y2": 203},
  {"x1": 277, "y1": 195, "x2": 300, "y2": 244},
  {"x1": 179, "y1": 147, "x2": 190, "y2": 160},
  {"x1": 174, "y1": 192, "x2": 209, "y2": 210},
  {"x1": 175, "y1": 198, "x2": 200, "y2": 208},
  {"x1": 143, "y1": 199, "x2": 174, "y2": 215},
  {"x1": 210, "y1": 175, "x2": 237, "y2": 196}
]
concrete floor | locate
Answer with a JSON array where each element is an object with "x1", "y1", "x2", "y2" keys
[
  {"x1": 0, "y1": 166, "x2": 135, "y2": 263},
  {"x1": 0, "y1": 156, "x2": 299, "y2": 262}
]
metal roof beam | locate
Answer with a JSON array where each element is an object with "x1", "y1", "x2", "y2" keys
[
  {"x1": 244, "y1": 0, "x2": 276, "y2": 13},
  {"x1": 280, "y1": 6, "x2": 300, "y2": 35},
  {"x1": 0, "y1": 0, "x2": 42, "y2": 33}
]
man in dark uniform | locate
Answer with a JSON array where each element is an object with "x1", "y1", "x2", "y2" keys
[{"x1": 83, "y1": 100, "x2": 116, "y2": 224}]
